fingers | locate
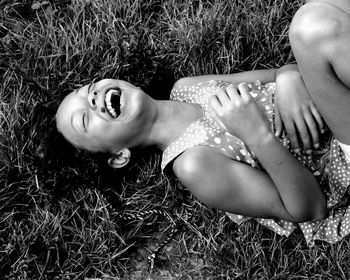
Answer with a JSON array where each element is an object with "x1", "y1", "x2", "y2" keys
[
  {"x1": 285, "y1": 109, "x2": 322, "y2": 153},
  {"x1": 209, "y1": 83, "x2": 249, "y2": 129},
  {"x1": 294, "y1": 116, "x2": 312, "y2": 152},
  {"x1": 225, "y1": 84, "x2": 242, "y2": 103},
  {"x1": 283, "y1": 120, "x2": 301, "y2": 153},
  {"x1": 302, "y1": 109, "x2": 320, "y2": 149},
  {"x1": 237, "y1": 83, "x2": 251, "y2": 102},
  {"x1": 216, "y1": 87, "x2": 232, "y2": 104},
  {"x1": 209, "y1": 94, "x2": 222, "y2": 113},
  {"x1": 285, "y1": 114, "x2": 316, "y2": 153},
  {"x1": 310, "y1": 103, "x2": 324, "y2": 134},
  {"x1": 274, "y1": 109, "x2": 283, "y2": 137},
  {"x1": 214, "y1": 83, "x2": 249, "y2": 106},
  {"x1": 208, "y1": 95, "x2": 226, "y2": 129}
]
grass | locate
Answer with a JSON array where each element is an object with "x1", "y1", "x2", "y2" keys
[{"x1": 1, "y1": 0, "x2": 350, "y2": 279}]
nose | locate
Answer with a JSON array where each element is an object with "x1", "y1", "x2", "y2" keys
[{"x1": 88, "y1": 90, "x2": 98, "y2": 110}]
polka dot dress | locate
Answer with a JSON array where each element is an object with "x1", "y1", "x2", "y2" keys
[{"x1": 161, "y1": 80, "x2": 350, "y2": 246}]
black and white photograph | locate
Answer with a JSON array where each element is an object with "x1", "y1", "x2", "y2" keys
[{"x1": 1, "y1": 0, "x2": 350, "y2": 279}]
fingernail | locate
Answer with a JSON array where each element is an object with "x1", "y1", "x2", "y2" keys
[
  {"x1": 306, "y1": 149, "x2": 312, "y2": 154},
  {"x1": 314, "y1": 143, "x2": 320, "y2": 149},
  {"x1": 294, "y1": 148, "x2": 301, "y2": 154}
]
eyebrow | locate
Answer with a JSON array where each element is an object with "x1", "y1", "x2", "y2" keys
[
  {"x1": 87, "y1": 77, "x2": 98, "y2": 94},
  {"x1": 75, "y1": 80, "x2": 95, "y2": 96},
  {"x1": 87, "y1": 82, "x2": 93, "y2": 94}
]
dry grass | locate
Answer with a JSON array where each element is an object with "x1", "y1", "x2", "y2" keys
[{"x1": 1, "y1": 0, "x2": 350, "y2": 279}]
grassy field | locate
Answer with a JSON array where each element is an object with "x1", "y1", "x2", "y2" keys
[{"x1": 1, "y1": 0, "x2": 350, "y2": 279}]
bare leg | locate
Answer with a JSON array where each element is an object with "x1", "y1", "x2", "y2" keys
[{"x1": 289, "y1": 1, "x2": 350, "y2": 144}]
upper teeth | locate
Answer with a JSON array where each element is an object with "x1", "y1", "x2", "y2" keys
[{"x1": 105, "y1": 89, "x2": 121, "y2": 118}]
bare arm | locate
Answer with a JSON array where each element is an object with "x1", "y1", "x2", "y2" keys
[
  {"x1": 245, "y1": 128, "x2": 326, "y2": 221},
  {"x1": 174, "y1": 69, "x2": 277, "y2": 87},
  {"x1": 173, "y1": 145, "x2": 325, "y2": 223}
]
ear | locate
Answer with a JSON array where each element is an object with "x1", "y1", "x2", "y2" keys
[{"x1": 108, "y1": 148, "x2": 131, "y2": 169}]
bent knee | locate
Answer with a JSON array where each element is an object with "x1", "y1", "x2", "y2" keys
[{"x1": 289, "y1": 3, "x2": 342, "y2": 48}]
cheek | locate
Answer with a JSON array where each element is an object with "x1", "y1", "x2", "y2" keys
[
  {"x1": 91, "y1": 120, "x2": 117, "y2": 142},
  {"x1": 88, "y1": 119, "x2": 107, "y2": 142}
]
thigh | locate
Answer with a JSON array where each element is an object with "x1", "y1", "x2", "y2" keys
[{"x1": 290, "y1": 2, "x2": 350, "y2": 143}]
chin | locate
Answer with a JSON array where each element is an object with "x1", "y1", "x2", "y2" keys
[{"x1": 124, "y1": 87, "x2": 151, "y2": 121}]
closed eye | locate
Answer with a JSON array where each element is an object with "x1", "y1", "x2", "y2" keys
[{"x1": 82, "y1": 112, "x2": 87, "y2": 131}]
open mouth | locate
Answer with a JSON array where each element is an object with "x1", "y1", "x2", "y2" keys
[{"x1": 105, "y1": 88, "x2": 123, "y2": 118}]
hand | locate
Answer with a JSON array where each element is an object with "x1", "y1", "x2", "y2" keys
[
  {"x1": 209, "y1": 83, "x2": 271, "y2": 146},
  {"x1": 275, "y1": 66, "x2": 324, "y2": 153}
]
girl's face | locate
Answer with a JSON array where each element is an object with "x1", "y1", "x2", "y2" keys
[{"x1": 56, "y1": 79, "x2": 152, "y2": 152}]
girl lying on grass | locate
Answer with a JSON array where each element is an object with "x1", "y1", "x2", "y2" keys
[{"x1": 56, "y1": 0, "x2": 350, "y2": 246}]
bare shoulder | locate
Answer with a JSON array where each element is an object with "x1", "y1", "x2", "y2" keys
[
  {"x1": 172, "y1": 145, "x2": 255, "y2": 187},
  {"x1": 172, "y1": 146, "x2": 223, "y2": 183}
]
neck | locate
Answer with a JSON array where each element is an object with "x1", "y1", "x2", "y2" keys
[{"x1": 147, "y1": 100, "x2": 202, "y2": 151}]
